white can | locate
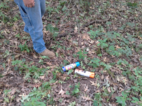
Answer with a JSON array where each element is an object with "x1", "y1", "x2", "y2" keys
[{"x1": 75, "y1": 69, "x2": 95, "y2": 78}]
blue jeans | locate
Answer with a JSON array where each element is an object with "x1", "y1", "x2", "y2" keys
[{"x1": 14, "y1": 0, "x2": 46, "y2": 53}]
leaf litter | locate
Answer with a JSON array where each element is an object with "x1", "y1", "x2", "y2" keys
[{"x1": 0, "y1": 0, "x2": 142, "y2": 106}]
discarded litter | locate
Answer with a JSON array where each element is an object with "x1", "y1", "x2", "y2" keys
[
  {"x1": 75, "y1": 69, "x2": 95, "y2": 78},
  {"x1": 62, "y1": 62, "x2": 95, "y2": 78},
  {"x1": 62, "y1": 62, "x2": 80, "y2": 72}
]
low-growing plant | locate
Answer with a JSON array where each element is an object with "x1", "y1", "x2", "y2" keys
[
  {"x1": 21, "y1": 81, "x2": 53, "y2": 105},
  {"x1": 88, "y1": 30, "x2": 100, "y2": 39},
  {"x1": 77, "y1": 49, "x2": 87, "y2": 60},
  {"x1": 3, "y1": 89, "x2": 11, "y2": 103},
  {"x1": 69, "y1": 101, "x2": 76, "y2": 106},
  {"x1": 93, "y1": 93, "x2": 102, "y2": 106},
  {"x1": 19, "y1": 42, "x2": 30, "y2": 53},
  {"x1": 12, "y1": 60, "x2": 47, "y2": 80},
  {"x1": 116, "y1": 90, "x2": 130, "y2": 106},
  {"x1": 71, "y1": 83, "x2": 80, "y2": 96},
  {"x1": 46, "y1": 24, "x2": 59, "y2": 38},
  {"x1": 106, "y1": 45, "x2": 121, "y2": 57},
  {"x1": 97, "y1": 38, "x2": 108, "y2": 49},
  {"x1": 88, "y1": 58, "x2": 100, "y2": 68}
]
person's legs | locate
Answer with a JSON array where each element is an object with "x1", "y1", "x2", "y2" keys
[
  {"x1": 14, "y1": 0, "x2": 45, "y2": 53},
  {"x1": 23, "y1": 0, "x2": 46, "y2": 33},
  {"x1": 14, "y1": 0, "x2": 54, "y2": 57},
  {"x1": 40, "y1": 0, "x2": 46, "y2": 17},
  {"x1": 24, "y1": 0, "x2": 46, "y2": 53}
]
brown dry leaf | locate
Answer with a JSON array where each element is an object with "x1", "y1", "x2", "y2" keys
[
  {"x1": 103, "y1": 57, "x2": 107, "y2": 62},
  {"x1": 56, "y1": 72, "x2": 61, "y2": 78},
  {"x1": 138, "y1": 36, "x2": 142, "y2": 40},
  {"x1": 111, "y1": 103, "x2": 118, "y2": 106},
  {"x1": 8, "y1": 57, "x2": 12, "y2": 65},
  {"x1": 0, "y1": 82, "x2": 5, "y2": 88},
  {"x1": 10, "y1": 88, "x2": 18, "y2": 95},
  {"x1": 43, "y1": 30, "x2": 49, "y2": 35},
  {"x1": 46, "y1": 62, "x2": 52, "y2": 66},
  {"x1": 16, "y1": 97, "x2": 21, "y2": 102},
  {"x1": 74, "y1": 26, "x2": 78, "y2": 33},
  {"x1": 56, "y1": 72, "x2": 67, "y2": 81},
  {"x1": 84, "y1": 84, "x2": 89, "y2": 92},
  {"x1": 82, "y1": 33, "x2": 91, "y2": 40},
  {"x1": 115, "y1": 45, "x2": 121, "y2": 49},
  {"x1": 90, "y1": 81, "x2": 98, "y2": 87},
  {"x1": 32, "y1": 83, "x2": 41, "y2": 88},
  {"x1": 12, "y1": 23, "x2": 19, "y2": 31},
  {"x1": 95, "y1": 41, "x2": 99, "y2": 45},
  {"x1": 39, "y1": 76, "x2": 45, "y2": 80},
  {"x1": 33, "y1": 54, "x2": 38, "y2": 58},
  {"x1": 81, "y1": 94, "x2": 92, "y2": 101},
  {"x1": 107, "y1": 87, "x2": 111, "y2": 93},
  {"x1": 49, "y1": 65, "x2": 57, "y2": 69},
  {"x1": 33, "y1": 79, "x2": 40, "y2": 83},
  {"x1": 116, "y1": 75, "x2": 128, "y2": 85},
  {"x1": 58, "y1": 86, "x2": 65, "y2": 96},
  {"x1": 14, "y1": 54, "x2": 20, "y2": 58},
  {"x1": 19, "y1": 93, "x2": 28, "y2": 100},
  {"x1": 89, "y1": 40, "x2": 94, "y2": 44}
]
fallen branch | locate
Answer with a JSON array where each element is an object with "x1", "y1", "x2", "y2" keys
[
  {"x1": 79, "y1": 18, "x2": 110, "y2": 32},
  {"x1": 56, "y1": 18, "x2": 110, "y2": 38}
]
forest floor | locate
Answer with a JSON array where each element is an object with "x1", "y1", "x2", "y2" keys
[{"x1": 0, "y1": 0, "x2": 142, "y2": 106}]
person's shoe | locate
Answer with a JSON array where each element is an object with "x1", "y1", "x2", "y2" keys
[{"x1": 39, "y1": 49, "x2": 55, "y2": 58}]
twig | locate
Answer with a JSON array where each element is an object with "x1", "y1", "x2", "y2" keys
[{"x1": 79, "y1": 18, "x2": 110, "y2": 32}]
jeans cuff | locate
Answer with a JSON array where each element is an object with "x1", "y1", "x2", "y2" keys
[{"x1": 37, "y1": 46, "x2": 46, "y2": 54}]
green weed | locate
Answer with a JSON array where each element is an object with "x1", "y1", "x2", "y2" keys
[
  {"x1": 18, "y1": 42, "x2": 30, "y2": 53},
  {"x1": 3, "y1": 89, "x2": 11, "y2": 103},
  {"x1": 93, "y1": 93, "x2": 102, "y2": 106},
  {"x1": 97, "y1": 38, "x2": 108, "y2": 49},
  {"x1": 46, "y1": 24, "x2": 59, "y2": 39},
  {"x1": 71, "y1": 83, "x2": 80, "y2": 96},
  {"x1": 116, "y1": 90, "x2": 130, "y2": 106},
  {"x1": 12, "y1": 60, "x2": 47, "y2": 80}
]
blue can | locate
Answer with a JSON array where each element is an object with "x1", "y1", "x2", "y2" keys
[{"x1": 62, "y1": 62, "x2": 80, "y2": 72}]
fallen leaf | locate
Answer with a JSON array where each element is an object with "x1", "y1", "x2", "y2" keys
[
  {"x1": 32, "y1": 83, "x2": 41, "y2": 88},
  {"x1": 10, "y1": 88, "x2": 18, "y2": 95},
  {"x1": 46, "y1": 62, "x2": 52, "y2": 66},
  {"x1": 14, "y1": 54, "x2": 20, "y2": 58},
  {"x1": 116, "y1": 75, "x2": 128, "y2": 85},
  {"x1": 115, "y1": 45, "x2": 121, "y2": 49},
  {"x1": 74, "y1": 26, "x2": 78, "y2": 33},
  {"x1": 82, "y1": 33, "x2": 91, "y2": 40},
  {"x1": 58, "y1": 86, "x2": 65, "y2": 96},
  {"x1": 84, "y1": 84, "x2": 89, "y2": 92},
  {"x1": 8, "y1": 57, "x2": 12, "y2": 65},
  {"x1": 56, "y1": 72, "x2": 67, "y2": 81},
  {"x1": 39, "y1": 76, "x2": 45, "y2": 80},
  {"x1": 81, "y1": 93, "x2": 92, "y2": 101},
  {"x1": 95, "y1": 41, "x2": 99, "y2": 45},
  {"x1": 107, "y1": 87, "x2": 111, "y2": 93},
  {"x1": 90, "y1": 81, "x2": 98, "y2": 87},
  {"x1": 33, "y1": 54, "x2": 38, "y2": 58}
]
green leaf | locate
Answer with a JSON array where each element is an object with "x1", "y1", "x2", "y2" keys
[
  {"x1": 4, "y1": 97, "x2": 9, "y2": 103},
  {"x1": 88, "y1": 30, "x2": 99, "y2": 39},
  {"x1": 67, "y1": 69, "x2": 73, "y2": 75},
  {"x1": 127, "y1": 2, "x2": 138, "y2": 8},
  {"x1": 72, "y1": 83, "x2": 80, "y2": 95},
  {"x1": 132, "y1": 97, "x2": 139, "y2": 103},
  {"x1": 62, "y1": 5, "x2": 67, "y2": 11},
  {"x1": 116, "y1": 96, "x2": 126, "y2": 106},
  {"x1": 93, "y1": 100, "x2": 98, "y2": 106},
  {"x1": 24, "y1": 72, "x2": 31, "y2": 79}
]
